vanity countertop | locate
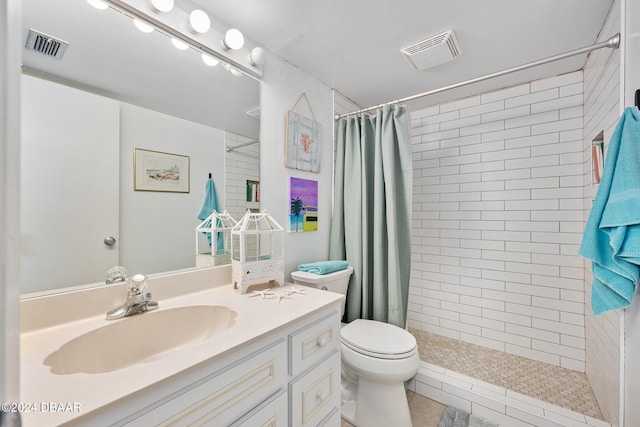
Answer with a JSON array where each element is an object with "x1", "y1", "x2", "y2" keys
[{"x1": 20, "y1": 280, "x2": 343, "y2": 426}]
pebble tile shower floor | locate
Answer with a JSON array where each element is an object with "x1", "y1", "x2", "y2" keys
[{"x1": 410, "y1": 329, "x2": 604, "y2": 420}]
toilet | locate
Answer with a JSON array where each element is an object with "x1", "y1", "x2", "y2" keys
[{"x1": 291, "y1": 267, "x2": 420, "y2": 427}]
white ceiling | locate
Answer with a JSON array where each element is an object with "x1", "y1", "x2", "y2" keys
[{"x1": 194, "y1": 0, "x2": 615, "y2": 111}]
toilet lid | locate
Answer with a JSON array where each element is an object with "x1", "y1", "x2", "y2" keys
[{"x1": 341, "y1": 319, "x2": 417, "y2": 359}]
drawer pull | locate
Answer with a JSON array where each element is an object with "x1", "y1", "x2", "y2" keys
[
  {"x1": 316, "y1": 336, "x2": 329, "y2": 348},
  {"x1": 316, "y1": 390, "x2": 329, "y2": 403}
]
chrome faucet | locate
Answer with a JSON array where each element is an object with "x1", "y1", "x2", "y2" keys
[{"x1": 106, "y1": 272, "x2": 158, "y2": 320}]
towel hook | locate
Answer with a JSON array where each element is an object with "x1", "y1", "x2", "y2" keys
[
  {"x1": 208, "y1": 173, "x2": 212, "y2": 179},
  {"x1": 635, "y1": 89, "x2": 639, "y2": 108}
]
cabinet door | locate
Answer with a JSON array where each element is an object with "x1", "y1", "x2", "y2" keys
[{"x1": 289, "y1": 351, "x2": 341, "y2": 427}]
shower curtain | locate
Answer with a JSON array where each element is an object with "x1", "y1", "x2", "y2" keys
[{"x1": 329, "y1": 104, "x2": 412, "y2": 328}]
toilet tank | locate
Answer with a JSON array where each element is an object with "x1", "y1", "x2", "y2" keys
[{"x1": 291, "y1": 267, "x2": 353, "y2": 316}]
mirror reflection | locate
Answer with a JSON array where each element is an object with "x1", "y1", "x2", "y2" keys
[{"x1": 20, "y1": 0, "x2": 260, "y2": 295}]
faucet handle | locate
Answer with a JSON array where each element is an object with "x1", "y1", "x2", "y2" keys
[
  {"x1": 128, "y1": 273, "x2": 149, "y2": 294},
  {"x1": 106, "y1": 265, "x2": 128, "y2": 284}
]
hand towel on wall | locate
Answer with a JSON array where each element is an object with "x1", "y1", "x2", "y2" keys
[
  {"x1": 197, "y1": 177, "x2": 223, "y2": 251},
  {"x1": 579, "y1": 107, "x2": 640, "y2": 315}
]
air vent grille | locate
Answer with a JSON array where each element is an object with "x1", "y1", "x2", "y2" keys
[
  {"x1": 25, "y1": 29, "x2": 69, "y2": 59},
  {"x1": 401, "y1": 30, "x2": 461, "y2": 71}
]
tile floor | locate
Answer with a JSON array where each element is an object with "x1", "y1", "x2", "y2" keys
[
  {"x1": 341, "y1": 391, "x2": 447, "y2": 427},
  {"x1": 410, "y1": 328, "x2": 604, "y2": 420}
]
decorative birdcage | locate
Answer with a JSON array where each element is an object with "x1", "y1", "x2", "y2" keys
[
  {"x1": 231, "y1": 209, "x2": 284, "y2": 293},
  {"x1": 195, "y1": 210, "x2": 237, "y2": 267}
]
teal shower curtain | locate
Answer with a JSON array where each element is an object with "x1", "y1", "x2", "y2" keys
[{"x1": 329, "y1": 104, "x2": 412, "y2": 328}]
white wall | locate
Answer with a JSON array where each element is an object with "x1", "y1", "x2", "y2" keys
[
  {"x1": 119, "y1": 103, "x2": 226, "y2": 275},
  {"x1": 582, "y1": 1, "x2": 622, "y2": 425},
  {"x1": 259, "y1": 55, "x2": 335, "y2": 278},
  {"x1": 408, "y1": 70, "x2": 588, "y2": 371}
]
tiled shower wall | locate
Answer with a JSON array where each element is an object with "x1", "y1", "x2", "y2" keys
[
  {"x1": 582, "y1": 0, "x2": 621, "y2": 424},
  {"x1": 225, "y1": 132, "x2": 260, "y2": 220},
  {"x1": 407, "y1": 70, "x2": 588, "y2": 372}
]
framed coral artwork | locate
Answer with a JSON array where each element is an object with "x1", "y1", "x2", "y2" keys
[{"x1": 285, "y1": 110, "x2": 322, "y2": 172}]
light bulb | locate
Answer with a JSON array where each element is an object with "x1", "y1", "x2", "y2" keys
[
  {"x1": 133, "y1": 19, "x2": 154, "y2": 33},
  {"x1": 171, "y1": 38, "x2": 189, "y2": 50},
  {"x1": 223, "y1": 29, "x2": 244, "y2": 50},
  {"x1": 149, "y1": 0, "x2": 173, "y2": 12},
  {"x1": 249, "y1": 47, "x2": 266, "y2": 66},
  {"x1": 189, "y1": 10, "x2": 211, "y2": 34},
  {"x1": 87, "y1": 0, "x2": 109, "y2": 10},
  {"x1": 201, "y1": 53, "x2": 219, "y2": 67}
]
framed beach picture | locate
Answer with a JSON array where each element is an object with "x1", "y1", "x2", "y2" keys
[
  {"x1": 285, "y1": 110, "x2": 322, "y2": 172},
  {"x1": 289, "y1": 177, "x2": 318, "y2": 233},
  {"x1": 134, "y1": 148, "x2": 190, "y2": 193}
]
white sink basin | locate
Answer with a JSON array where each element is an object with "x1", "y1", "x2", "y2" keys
[{"x1": 44, "y1": 305, "x2": 237, "y2": 375}]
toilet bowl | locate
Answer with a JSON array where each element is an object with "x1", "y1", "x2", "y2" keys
[{"x1": 291, "y1": 266, "x2": 420, "y2": 427}]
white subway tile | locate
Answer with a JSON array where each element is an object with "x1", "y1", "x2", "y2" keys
[
  {"x1": 481, "y1": 83, "x2": 530, "y2": 103},
  {"x1": 532, "y1": 95, "x2": 584, "y2": 115},
  {"x1": 506, "y1": 323, "x2": 560, "y2": 344},
  {"x1": 533, "y1": 318, "x2": 585, "y2": 338},
  {"x1": 506, "y1": 302, "x2": 559, "y2": 321},
  {"x1": 483, "y1": 250, "x2": 531, "y2": 263},
  {"x1": 505, "y1": 221, "x2": 559, "y2": 232},
  {"x1": 460, "y1": 100, "x2": 505, "y2": 118},
  {"x1": 531, "y1": 71, "x2": 583, "y2": 92},
  {"x1": 506, "y1": 88, "x2": 559, "y2": 108},
  {"x1": 459, "y1": 139, "x2": 506, "y2": 155},
  {"x1": 507, "y1": 132, "x2": 559, "y2": 148},
  {"x1": 483, "y1": 328, "x2": 531, "y2": 348},
  {"x1": 482, "y1": 126, "x2": 531, "y2": 143},
  {"x1": 506, "y1": 110, "x2": 559, "y2": 129},
  {"x1": 482, "y1": 168, "x2": 531, "y2": 182},
  {"x1": 459, "y1": 332, "x2": 506, "y2": 352},
  {"x1": 460, "y1": 120, "x2": 505, "y2": 137},
  {"x1": 482, "y1": 105, "x2": 531, "y2": 123},
  {"x1": 461, "y1": 257, "x2": 505, "y2": 272},
  {"x1": 506, "y1": 154, "x2": 558, "y2": 170},
  {"x1": 483, "y1": 308, "x2": 532, "y2": 327},
  {"x1": 532, "y1": 339, "x2": 585, "y2": 361},
  {"x1": 507, "y1": 282, "x2": 560, "y2": 299},
  {"x1": 506, "y1": 343, "x2": 561, "y2": 366},
  {"x1": 504, "y1": 177, "x2": 559, "y2": 190},
  {"x1": 460, "y1": 276, "x2": 506, "y2": 291},
  {"x1": 441, "y1": 95, "x2": 481, "y2": 113},
  {"x1": 532, "y1": 117, "x2": 583, "y2": 135}
]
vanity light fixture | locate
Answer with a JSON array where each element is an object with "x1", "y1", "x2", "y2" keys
[
  {"x1": 248, "y1": 47, "x2": 266, "y2": 66},
  {"x1": 149, "y1": 0, "x2": 174, "y2": 13},
  {"x1": 133, "y1": 18, "x2": 154, "y2": 33},
  {"x1": 189, "y1": 10, "x2": 211, "y2": 34},
  {"x1": 86, "y1": 0, "x2": 109, "y2": 10},
  {"x1": 171, "y1": 38, "x2": 189, "y2": 50},
  {"x1": 201, "y1": 53, "x2": 219, "y2": 67},
  {"x1": 222, "y1": 28, "x2": 244, "y2": 50},
  {"x1": 224, "y1": 63, "x2": 243, "y2": 77}
]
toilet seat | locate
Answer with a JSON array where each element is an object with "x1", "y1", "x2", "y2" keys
[{"x1": 341, "y1": 319, "x2": 417, "y2": 360}]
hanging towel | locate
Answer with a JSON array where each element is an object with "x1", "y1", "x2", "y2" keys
[
  {"x1": 579, "y1": 107, "x2": 640, "y2": 315},
  {"x1": 197, "y1": 178, "x2": 223, "y2": 250},
  {"x1": 297, "y1": 260, "x2": 349, "y2": 275}
]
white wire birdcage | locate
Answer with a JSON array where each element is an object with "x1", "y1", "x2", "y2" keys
[
  {"x1": 231, "y1": 210, "x2": 284, "y2": 293},
  {"x1": 195, "y1": 210, "x2": 237, "y2": 267}
]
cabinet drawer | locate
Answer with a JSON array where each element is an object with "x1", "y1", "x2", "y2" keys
[
  {"x1": 318, "y1": 407, "x2": 341, "y2": 427},
  {"x1": 289, "y1": 311, "x2": 340, "y2": 377},
  {"x1": 126, "y1": 339, "x2": 287, "y2": 427},
  {"x1": 289, "y1": 350, "x2": 341, "y2": 427},
  {"x1": 231, "y1": 389, "x2": 288, "y2": 427}
]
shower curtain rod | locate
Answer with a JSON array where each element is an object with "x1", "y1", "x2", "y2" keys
[
  {"x1": 336, "y1": 33, "x2": 620, "y2": 120},
  {"x1": 226, "y1": 140, "x2": 259, "y2": 152}
]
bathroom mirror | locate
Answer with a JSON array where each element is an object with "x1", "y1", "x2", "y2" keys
[{"x1": 20, "y1": 0, "x2": 260, "y2": 295}]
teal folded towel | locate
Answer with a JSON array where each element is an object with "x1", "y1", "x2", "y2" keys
[
  {"x1": 298, "y1": 260, "x2": 349, "y2": 275},
  {"x1": 579, "y1": 107, "x2": 640, "y2": 315}
]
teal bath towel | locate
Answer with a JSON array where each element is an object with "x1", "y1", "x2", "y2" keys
[
  {"x1": 197, "y1": 178, "x2": 223, "y2": 250},
  {"x1": 297, "y1": 260, "x2": 349, "y2": 275},
  {"x1": 579, "y1": 107, "x2": 640, "y2": 315}
]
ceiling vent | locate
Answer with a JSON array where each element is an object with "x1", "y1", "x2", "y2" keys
[
  {"x1": 401, "y1": 30, "x2": 461, "y2": 71},
  {"x1": 25, "y1": 29, "x2": 69, "y2": 59}
]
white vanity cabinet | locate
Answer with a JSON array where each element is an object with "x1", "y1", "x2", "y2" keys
[{"x1": 62, "y1": 304, "x2": 342, "y2": 427}]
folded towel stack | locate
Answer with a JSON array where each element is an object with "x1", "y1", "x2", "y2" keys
[
  {"x1": 297, "y1": 260, "x2": 349, "y2": 275},
  {"x1": 579, "y1": 107, "x2": 640, "y2": 315}
]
